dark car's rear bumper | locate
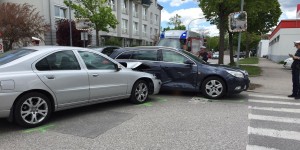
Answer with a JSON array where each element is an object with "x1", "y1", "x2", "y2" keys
[{"x1": 226, "y1": 77, "x2": 250, "y2": 94}]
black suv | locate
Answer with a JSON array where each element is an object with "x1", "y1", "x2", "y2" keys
[{"x1": 110, "y1": 46, "x2": 250, "y2": 99}]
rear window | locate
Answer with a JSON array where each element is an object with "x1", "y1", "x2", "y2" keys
[{"x1": 0, "y1": 49, "x2": 36, "y2": 66}]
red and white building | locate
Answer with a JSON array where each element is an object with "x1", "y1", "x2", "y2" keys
[
  {"x1": 268, "y1": 4, "x2": 300, "y2": 62},
  {"x1": 268, "y1": 19, "x2": 300, "y2": 62}
]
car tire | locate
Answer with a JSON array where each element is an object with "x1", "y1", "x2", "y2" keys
[
  {"x1": 130, "y1": 80, "x2": 149, "y2": 104},
  {"x1": 201, "y1": 77, "x2": 226, "y2": 99},
  {"x1": 14, "y1": 92, "x2": 52, "y2": 128}
]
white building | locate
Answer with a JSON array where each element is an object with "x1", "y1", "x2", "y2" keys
[
  {"x1": 0, "y1": 0, "x2": 163, "y2": 47},
  {"x1": 257, "y1": 40, "x2": 269, "y2": 57},
  {"x1": 268, "y1": 19, "x2": 300, "y2": 62}
]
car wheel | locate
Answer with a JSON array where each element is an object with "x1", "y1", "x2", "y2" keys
[
  {"x1": 14, "y1": 92, "x2": 52, "y2": 128},
  {"x1": 201, "y1": 77, "x2": 226, "y2": 99},
  {"x1": 130, "y1": 80, "x2": 149, "y2": 104}
]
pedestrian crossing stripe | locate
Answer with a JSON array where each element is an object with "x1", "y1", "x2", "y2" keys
[
  {"x1": 248, "y1": 94, "x2": 293, "y2": 100},
  {"x1": 248, "y1": 113, "x2": 300, "y2": 124},
  {"x1": 249, "y1": 99, "x2": 300, "y2": 105},
  {"x1": 246, "y1": 145, "x2": 279, "y2": 150},
  {"x1": 248, "y1": 127, "x2": 300, "y2": 141},
  {"x1": 249, "y1": 106, "x2": 300, "y2": 113}
]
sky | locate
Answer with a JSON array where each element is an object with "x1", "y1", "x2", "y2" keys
[{"x1": 158, "y1": 0, "x2": 299, "y2": 36}]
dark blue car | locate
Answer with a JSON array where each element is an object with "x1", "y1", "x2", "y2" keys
[{"x1": 110, "y1": 46, "x2": 250, "y2": 99}]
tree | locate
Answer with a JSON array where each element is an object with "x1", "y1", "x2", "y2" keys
[
  {"x1": 56, "y1": 19, "x2": 91, "y2": 47},
  {"x1": 243, "y1": 0, "x2": 281, "y2": 57},
  {"x1": 64, "y1": 0, "x2": 118, "y2": 46},
  {"x1": 0, "y1": 3, "x2": 49, "y2": 51},
  {"x1": 168, "y1": 14, "x2": 182, "y2": 28},
  {"x1": 199, "y1": 0, "x2": 240, "y2": 64}
]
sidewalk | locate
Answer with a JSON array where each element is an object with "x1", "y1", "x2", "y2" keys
[{"x1": 248, "y1": 58, "x2": 292, "y2": 96}]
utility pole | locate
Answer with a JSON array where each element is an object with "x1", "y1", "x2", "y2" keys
[{"x1": 236, "y1": 0, "x2": 244, "y2": 67}]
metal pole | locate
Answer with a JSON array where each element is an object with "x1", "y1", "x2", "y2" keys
[
  {"x1": 236, "y1": 0, "x2": 244, "y2": 67},
  {"x1": 187, "y1": 17, "x2": 204, "y2": 31},
  {"x1": 68, "y1": 0, "x2": 72, "y2": 46}
]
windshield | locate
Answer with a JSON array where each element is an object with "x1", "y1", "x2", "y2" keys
[
  {"x1": 0, "y1": 49, "x2": 36, "y2": 66},
  {"x1": 157, "y1": 38, "x2": 183, "y2": 49},
  {"x1": 182, "y1": 50, "x2": 206, "y2": 64}
]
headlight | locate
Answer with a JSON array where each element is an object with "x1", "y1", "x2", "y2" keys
[
  {"x1": 241, "y1": 70, "x2": 249, "y2": 76},
  {"x1": 226, "y1": 70, "x2": 244, "y2": 78}
]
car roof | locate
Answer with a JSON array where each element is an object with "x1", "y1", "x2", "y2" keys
[
  {"x1": 121, "y1": 46, "x2": 179, "y2": 51},
  {"x1": 22, "y1": 46, "x2": 89, "y2": 52}
]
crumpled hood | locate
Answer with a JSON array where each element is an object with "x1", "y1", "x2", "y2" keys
[{"x1": 124, "y1": 62, "x2": 143, "y2": 69}]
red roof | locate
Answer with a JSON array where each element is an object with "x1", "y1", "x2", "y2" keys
[{"x1": 269, "y1": 19, "x2": 300, "y2": 39}]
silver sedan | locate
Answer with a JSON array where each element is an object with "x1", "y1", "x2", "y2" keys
[{"x1": 0, "y1": 46, "x2": 161, "y2": 128}]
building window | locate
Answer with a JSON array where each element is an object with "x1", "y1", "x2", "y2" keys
[
  {"x1": 108, "y1": 0, "x2": 116, "y2": 11},
  {"x1": 150, "y1": 27, "x2": 153, "y2": 38},
  {"x1": 143, "y1": 25, "x2": 147, "y2": 37},
  {"x1": 122, "y1": 0, "x2": 128, "y2": 14},
  {"x1": 155, "y1": 14, "x2": 159, "y2": 25},
  {"x1": 122, "y1": 19, "x2": 128, "y2": 34},
  {"x1": 54, "y1": 6, "x2": 67, "y2": 18},
  {"x1": 133, "y1": 22, "x2": 139, "y2": 36},
  {"x1": 133, "y1": 3, "x2": 138, "y2": 18},
  {"x1": 142, "y1": 7, "x2": 147, "y2": 20},
  {"x1": 150, "y1": 13, "x2": 153, "y2": 24},
  {"x1": 155, "y1": 29, "x2": 158, "y2": 35}
]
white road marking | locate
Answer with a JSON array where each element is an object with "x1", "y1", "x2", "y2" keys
[
  {"x1": 246, "y1": 145, "x2": 279, "y2": 150},
  {"x1": 248, "y1": 94, "x2": 292, "y2": 100},
  {"x1": 248, "y1": 106, "x2": 300, "y2": 113},
  {"x1": 249, "y1": 99, "x2": 300, "y2": 106},
  {"x1": 249, "y1": 114, "x2": 300, "y2": 124},
  {"x1": 248, "y1": 127, "x2": 300, "y2": 141}
]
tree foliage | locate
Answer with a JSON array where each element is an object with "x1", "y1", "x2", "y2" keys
[
  {"x1": 64, "y1": 0, "x2": 118, "y2": 46},
  {"x1": 199, "y1": 0, "x2": 240, "y2": 64},
  {"x1": 0, "y1": 3, "x2": 49, "y2": 51},
  {"x1": 56, "y1": 19, "x2": 91, "y2": 47},
  {"x1": 166, "y1": 14, "x2": 186, "y2": 30},
  {"x1": 199, "y1": 0, "x2": 281, "y2": 63},
  {"x1": 245, "y1": 0, "x2": 281, "y2": 34}
]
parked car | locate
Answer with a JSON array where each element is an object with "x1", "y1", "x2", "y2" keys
[
  {"x1": 109, "y1": 46, "x2": 250, "y2": 99},
  {"x1": 0, "y1": 46, "x2": 161, "y2": 128},
  {"x1": 234, "y1": 52, "x2": 246, "y2": 58},
  {"x1": 283, "y1": 57, "x2": 293, "y2": 69},
  {"x1": 212, "y1": 52, "x2": 219, "y2": 59},
  {"x1": 90, "y1": 46, "x2": 121, "y2": 56}
]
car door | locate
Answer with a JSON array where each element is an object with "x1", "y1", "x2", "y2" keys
[
  {"x1": 34, "y1": 50, "x2": 90, "y2": 107},
  {"x1": 130, "y1": 50, "x2": 162, "y2": 77},
  {"x1": 159, "y1": 49, "x2": 198, "y2": 91},
  {"x1": 78, "y1": 51, "x2": 128, "y2": 102}
]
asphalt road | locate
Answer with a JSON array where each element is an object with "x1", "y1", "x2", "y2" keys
[{"x1": 0, "y1": 92, "x2": 249, "y2": 150}]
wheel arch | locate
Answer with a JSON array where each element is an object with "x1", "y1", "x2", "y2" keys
[
  {"x1": 136, "y1": 77, "x2": 154, "y2": 94},
  {"x1": 9, "y1": 89, "x2": 56, "y2": 122},
  {"x1": 200, "y1": 75, "x2": 228, "y2": 93}
]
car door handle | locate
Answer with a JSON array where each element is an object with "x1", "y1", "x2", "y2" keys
[
  {"x1": 45, "y1": 75, "x2": 55, "y2": 79},
  {"x1": 92, "y1": 74, "x2": 99, "y2": 77}
]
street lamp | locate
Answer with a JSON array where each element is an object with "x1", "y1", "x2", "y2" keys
[{"x1": 187, "y1": 17, "x2": 205, "y2": 31}]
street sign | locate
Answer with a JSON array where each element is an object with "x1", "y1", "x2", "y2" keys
[
  {"x1": 228, "y1": 11, "x2": 247, "y2": 32},
  {"x1": 81, "y1": 32, "x2": 88, "y2": 40},
  {"x1": 75, "y1": 18, "x2": 93, "y2": 31}
]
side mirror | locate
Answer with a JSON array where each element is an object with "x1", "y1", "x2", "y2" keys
[
  {"x1": 228, "y1": 11, "x2": 247, "y2": 32},
  {"x1": 114, "y1": 64, "x2": 122, "y2": 71},
  {"x1": 184, "y1": 59, "x2": 194, "y2": 65}
]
